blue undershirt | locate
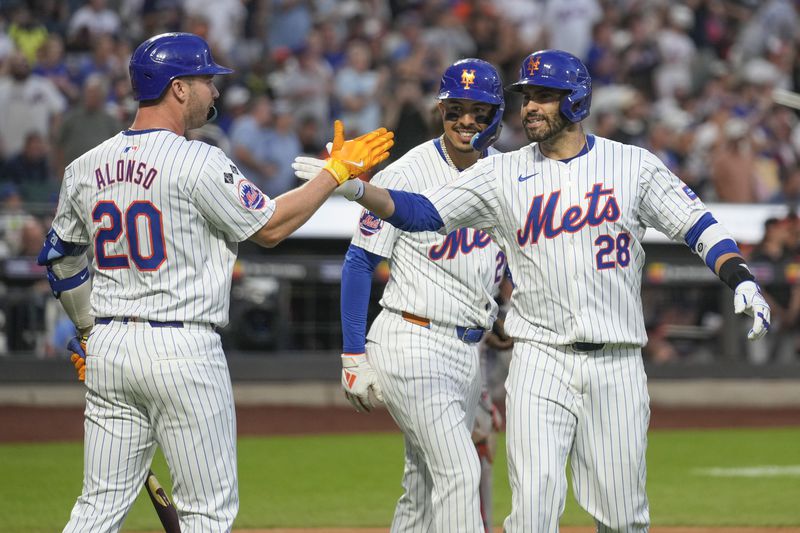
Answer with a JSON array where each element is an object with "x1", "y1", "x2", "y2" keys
[{"x1": 341, "y1": 244, "x2": 385, "y2": 353}]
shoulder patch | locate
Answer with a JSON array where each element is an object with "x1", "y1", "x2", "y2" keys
[
  {"x1": 224, "y1": 172, "x2": 234, "y2": 184},
  {"x1": 682, "y1": 184, "x2": 698, "y2": 200},
  {"x1": 237, "y1": 179, "x2": 267, "y2": 210},
  {"x1": 359, "y1": 209, "x2": 384, "y2": 236}
]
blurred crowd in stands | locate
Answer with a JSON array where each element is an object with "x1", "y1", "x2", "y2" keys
[{"x1": 0, "y1": 0, "x2": 798, "y2": 361}]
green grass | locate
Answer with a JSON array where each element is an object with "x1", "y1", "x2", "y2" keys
[{"x1": 1, "y1": 428, "x2": 799, "y2": 531}]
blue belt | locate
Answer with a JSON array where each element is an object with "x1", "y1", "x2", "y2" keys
[
  {"x1": 402, "y1": 311, "x2": 485, "y2": 344},
  {"x1": 456, "y1": 326, "x2": 485, "y2": 344},
  {"x1": 95, "y1": 317, "x2": 184, "y2": 328},
  {"x1": 571, "y1": 342, "x2": 605, "y2": 352}
]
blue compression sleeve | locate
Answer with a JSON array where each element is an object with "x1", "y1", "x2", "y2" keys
[
  {"x1": 341, "y1": 244, "x2": 385, "y2": 354},
  {"x1": 385, "y1": 189, "x2": 445, "y2": 232}
]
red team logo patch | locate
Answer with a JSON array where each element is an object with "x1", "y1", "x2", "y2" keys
[
  {"x1": 237, "y1": 179, "x2": 267, "y2": 210},
  {"x1": 359, "y1": 210, "x2": 383, "y2": 236}
]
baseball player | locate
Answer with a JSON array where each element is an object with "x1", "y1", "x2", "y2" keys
[
  {"x1": 349, "y1": 49, "x2": 772, "y2": 532},
  {"x1": 295, "y1": 58, "x2": 506, "y2": 532},
  {"x1": 37, "y1": 32, "x2": 392, "y2": 533}
]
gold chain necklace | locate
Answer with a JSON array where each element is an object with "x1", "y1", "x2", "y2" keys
[{"x1": 439, "y1": 135, "x2": 459, "y2": 170}]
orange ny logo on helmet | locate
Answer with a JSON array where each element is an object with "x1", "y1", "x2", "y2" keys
[
  {"x1": 461, "y1": 69, "x2": 476, "y2": 89},
  {"x1": 526, "y1": 56, "x2": 541, "y2": 75}
]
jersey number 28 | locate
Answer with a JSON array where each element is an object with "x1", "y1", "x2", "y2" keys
[
  {"x1": 93, "y1": 200, "x2": 166, "y2": 271},
  {"x1": 594, "y1": 232, "x2": 631, "y2": 270}
]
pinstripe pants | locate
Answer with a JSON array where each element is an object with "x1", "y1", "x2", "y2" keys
[
  {"x1": 63, "y1": 321, "x2": 238, "y2": 533},
  {"x1": 367, "y1": 310, "x2": 484, "y2": 533},
  {"x1": 503, "y1": 341, "x2": 650, "y2": 533}
]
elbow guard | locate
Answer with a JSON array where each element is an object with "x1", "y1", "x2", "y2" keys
[
  {"x1": 38, "y1": 228, "x2": 90, "y2": 298},
  {"x1": 683, "y1": 212, "x2": 741, "y2": 269}
]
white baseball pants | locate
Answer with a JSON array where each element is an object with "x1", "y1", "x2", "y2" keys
[
  {"x1": 367, "y1": 310, "x2": 484, "y2": 533},
  {"x1": 503, "y1": 341, "x2": 650, "y2": 533},
  {"x1": 63, "y1": 320, "x2": 238, "y2": 533}
]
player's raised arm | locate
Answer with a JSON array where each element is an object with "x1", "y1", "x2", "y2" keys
[{"x1": 249, "y1": 120, "x2": 393, "y2": 247}]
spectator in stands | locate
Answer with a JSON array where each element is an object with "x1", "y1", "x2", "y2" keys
[
  {"x1": 334, "y1": 40, "x2": 387, "y2": 136},
  {"x1": 0, "y1": 183, "x2": 36, "y2": 259},
  {"x1": 259, "y1": 100, "x2": 302, "y2": 198},
  {"x1": 230, "y1": 95, "x2": 278, "y2": 192},
  {"x1": 619, "y1": 12, "x2": 660, "y2": 100},
  {"x1": 7, "y1": 6, "x2": 48, "y2": 64},
  {"x1": 710, "y1": 118, "x2": 758, "y2": 202},
  {"x1": 543, "y1": 0, "x2": 602, "y2": 61},
  {"x1": 2, "y1": 132, "x2": 54, "y2": 203},
  {"x1": 0, "y1": 51, "x2": 66, "y2": 161},
  {"x1": 55, "y1": 73, "x2": 121, "y2": 176},
  {"x1": 654, "y1": 4, "x2": 697, "y2": 101},
  {"x1": 32, "y1": 34, "x2": 79, "y2": 103},
  {"x1": 274, "y1": 34, "x2": 334, "y2": 137},
  {"x1": 267, "y1": 0, "x2": 313, "y2": 54},
  {"x1": 217, "y1": 85, "x2": 251, "y2": 134},
  {"x1": 382, "y1": 63, "x2": 430, "y2": 161},
  {"x1": 67, "y1": 0, "x2": 120, "y2": 50},
  {"x1": 747, "y1": 217, "x2": 800, "y2": 363},
  {"x1": 296, "y1": 115, "x2": 325, "y2": 157},
  {"x1": 183, "y1": 0, "x2": 245, "y2": 58},
  {"x1": 72, "y1": 33, "x2": 121, "y2": 87}
]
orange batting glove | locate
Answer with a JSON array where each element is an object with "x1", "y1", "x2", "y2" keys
[
  {"x1": 324, "y1": 120, "x2": 394, "y2": 185},
  {"x1": 67, "y1": 335, "x2": 88, "y2": 381}
]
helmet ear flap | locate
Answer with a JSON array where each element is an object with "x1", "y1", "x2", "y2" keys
[
  {"x1": 560, "y1": 85, "x2": 591, "y2": 123},
  {"x1": 470, "y1": 101, "x2": 505, "y2": 152}
]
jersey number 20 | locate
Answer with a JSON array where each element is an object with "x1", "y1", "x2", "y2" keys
[{"x1": 93, "y1": 200, "x2": 166, "y2": 271}]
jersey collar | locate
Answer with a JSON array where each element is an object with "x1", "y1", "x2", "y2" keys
[
  {"x1": 433, "y1": 137, "x2": 488, "y2": 171},
  {"x1": 123, "y1": 128, "x2": 171, "y2": 136},
  {"x1": 558, "y1": 134, "x2": 595, "y2": 163}
]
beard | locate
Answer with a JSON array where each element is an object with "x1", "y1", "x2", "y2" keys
[
  {"x1": 523, "y1": 110, "x2": 570, "y2": 143},
  {"x1": 185, "y1": 94, "x2": 212, "y2": 130}
]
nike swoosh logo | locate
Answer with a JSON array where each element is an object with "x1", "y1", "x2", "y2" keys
[
  {"x1": 343, "y1": 159, "x2": 365, "y2": 168},
  {"x1": 518, "y1": 173, "x2": 538, "y2": 182},
  {"x1": 80, "y1": 272, "x2": 88, "y2": 281}
]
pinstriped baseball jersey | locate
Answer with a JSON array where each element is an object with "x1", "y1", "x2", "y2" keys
[
  {"x1": 426, "y1": 135, "x2": 706, "y2": 345},
  {"x1": 50, "y1": 129, "x2": 275, "y2": 327},
  {"x1": 352, "y1": 140, "x2": 504, "y2": 330}
]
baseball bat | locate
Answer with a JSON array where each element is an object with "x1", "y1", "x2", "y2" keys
[{"x1": 144, "y1": 469, "x2": 181, "y2": 533}]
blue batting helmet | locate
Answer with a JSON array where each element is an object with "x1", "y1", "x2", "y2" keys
[
  {"x1": 129, "y1": 32, "x2": 233, "y2": 102},
  {"x1": 438, "y1": 58, "x2": 505, "y2": 151},
  {"x1": 506, "y1": 49, "x2": 592, "y2": 123}
]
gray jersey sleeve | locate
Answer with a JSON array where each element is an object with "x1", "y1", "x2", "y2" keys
[
  {"x1": 351, "y1": 169, "x2": 410, "y2": 257},
  {"x1": 190, "y1": 147, "x2": 276, "y2": 242},
  {"x1": 638, "y1": 151, "x2": 707, "y2": 240},
  {"x1": 51, "y1": 165, "x2": 91, "y2": 245},
  {"x1": 426, "y1": 156, "x2": 501, "y2": 233}
]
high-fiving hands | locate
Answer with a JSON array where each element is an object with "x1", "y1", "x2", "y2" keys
[
  {"x1": 323, "y1": 120, "x2": 393, "y2": 185},
  {"x1": 734, "y1": 281, "x2": 771, "y2": 340},
  {"x1": 293, "y1": 152, "x2": 364, "y2": 200},
  {"x1": 341, "y1": 353, "x2": 384, "y2": 412}
]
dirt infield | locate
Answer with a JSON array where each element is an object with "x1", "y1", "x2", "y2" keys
[{"x1": 3, "y1": 404, "x2": 800, "y2": 443}]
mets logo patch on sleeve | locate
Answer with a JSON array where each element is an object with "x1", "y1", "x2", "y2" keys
[
  {"x1": 238, "y1": 179, "x2": 267, "y2": 210},
  {"x1": 359, "y1": 210, "x2": 383, "y2": 236}
]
